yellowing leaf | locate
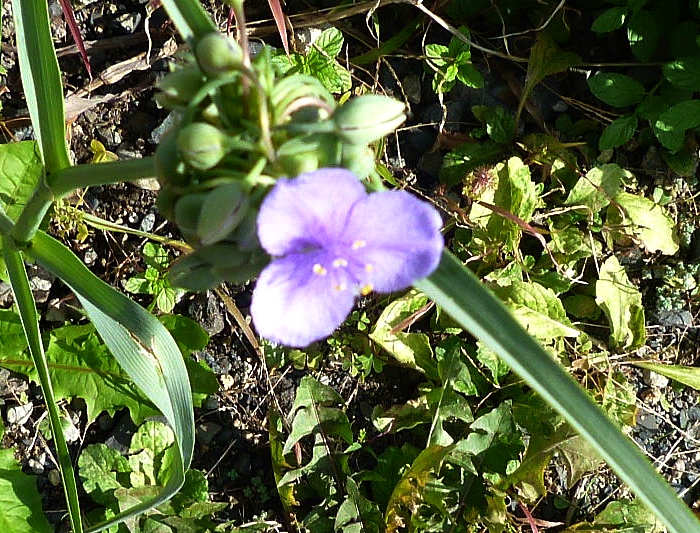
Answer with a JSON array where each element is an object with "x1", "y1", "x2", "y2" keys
[
  {"x1": 612, "y1": 192, "x2": 679, "y2": 255},
  {"x1": 595, "y1": 256, "x2": 645, "y2": 350}
]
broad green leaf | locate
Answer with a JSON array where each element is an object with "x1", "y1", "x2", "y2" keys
[
  {"x1": 587, "y1": 73, "x2": 645, "y2": 107},
  {"x1": 283, "y1": 376, "x2": 352, "y2": 455},
  {"x1": 370, "y1": 291, "x2": 436, "y2": 378},
  {"x1": 565, "y1": 164, "x2": 627, "y2": 214},
  {"x1": 566, "y1": 499, "x2": 665, "y2": 532},
  {"x1": 635, "y1": 361, "x2": 700, "y2": 392},
  {"x1": 415, "y1": 251, "x2": 700, "y2": 533},
  {"x1": 663, "y1": 57, "x2": 700, "y2": 91},
  {"x1": 335, "y1": 478, "x2": 383, "y2": 533},
  {"x1": 0, "y1": 319, "x2": 215, "y2": 424},
  {"x1": 440, "y1": 140, "x2": 504, "y2": 186},
  {"x1": 627, "y1": 9, "x2": 658, "y2": 61},
  {"x1": 371, "y1": 396, "x2": 431, "y2": 434},
  {"x1": 313, "y1": 27, "x2": 344, "y2": 59},
  {"x1": 510, "y1": 397, "x2": 601, "y2": 500},
  {"x1": 602, "y1": 372, "x2": 638, "y2": 428},
  {"x1": 599, "y1": 114, "x2": 638, "y2": 150},
  {"x1": 591, "y1": 7, "x2": 627, "y2": 33},
  {"x1": 493, "y1": 280, "x2": 579, "y2": 341},
  {"x1": 595, "y1": 255, "x2": 645, "y2": 350},
  {"x1": 370, "y1": 445, "x2": 419, "y2": 510},
  {"x1": 611, "y1": 192, "x2": 679, "y2": 255},
  {"x1": 385, "y1": 445, "x2": 452, "y2": 532},
  {"x1": 0, "y1": 141, "x2": 43, "y2": 279},
  {"x1": 654, "y1": 100, "x2": 700, "y2": 152},
  {"x1": 0, "y1": 445, "x2": 51, "y2": 533},
  {"x1": 518, "y1": 32, "x2": 581, "y2": 123},
  {"x1": 79, "y1": 444, "x2": 132, "y2": 507},
  {"x1": 129, "y1": 421, "x2": 176, "y2": 487}
]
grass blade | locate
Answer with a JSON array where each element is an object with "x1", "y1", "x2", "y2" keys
[
  {"x1": 158, "y1": 0, "x2": 216, "y2": 46},
  {"x1": 3, "y1": 241, "x2": 83, "y2": 533},
  {"x1": 12, "y1": 0, "x2": 70, "y2": 174},
  {"x1": 414, "y1": 250, "x2": 700, "y2": 533},
  {"x1": 27, "y1": 231, "x2": 194, "y2": 532}
]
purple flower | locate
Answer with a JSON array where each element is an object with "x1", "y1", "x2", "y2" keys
[{"x1": 251, "y1": 168, "x2": 443, "y2": 347}]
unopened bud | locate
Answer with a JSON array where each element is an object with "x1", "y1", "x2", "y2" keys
[
  {"x1": 196, "y1": 33, "x2": 244, "y2": 76},
  {"x1": 333, "y1": 95, "x2": 405, "y2": 145},
  {"x1": 174, "y1": 193, "x2": 207, "y2": 243},
  {"x1": 197, "y1": 183, "x2": 250, "y2": 245},
  {"x1": 155, "y1": 66, "x2": 205, "y2": 109},
  {"x1": 177, "y1": 122, "x2": 230, "y2": 170}
]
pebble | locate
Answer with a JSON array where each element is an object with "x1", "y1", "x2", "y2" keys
[
  {"x1": 643, "y1": 369, "x2": 670, "y2": 389},
  {"x1": 196, "y1": 421, "x2": 222, "y2": 446},
  {"x1": 140, "y1": 212, "x2": 156, "y2": 232},
  {"x1": 7, "y1": 403, "x2": 33, "y2": 425}
]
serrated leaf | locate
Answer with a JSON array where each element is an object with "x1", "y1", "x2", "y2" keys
[
  {"x1": 565, "y1": 164, "x2": 626, "y2": 214},
  {"x1": 79, "y1": 443, "x2": 132, "y2": 507},
  {"x1": 613, "y1": 192, "x2": 679, "y2": 255},
  {"x1": 599, "y1": 114, "x2": 638, "y2": 150},
  {"x1": 493, "y1": 281, "x2": 579, "y2": 341},
  {"x1": 592, "y1": 7, "x2": 627, "y2": 33},
  {"x1": 283, "y1": 376, "x2": 352, "y2": 455},
  {"x1": 313, "y1": 27, "x2": 344, "y2": 59},
  {"x1": 663, "y1": 56, "x2": 700, "y2": 91},
  {"x1": 440, "y1": 140, "x2": 504, "y2": 186},
  {"x1": 129, "y1": 421, "x2": 176, "y2": 487},
  {"x1": 595, "y1": 255, "x2": 645, "y2": 350},
  {"x1": 0, "y1": 445, "x2": 51, "y2": 533},
  {"x1": 654, "y1": 100, "x2": 700, "y2": 152},
  {"x1": 0, "y1": 317, "x2": 215, "y2": 424},
  {"x1": 627, "y1": 9, "x2": 658, "y2": 61},
  {"x1": 370, "y1": 291, "x2": 436, "y2": 378},
  {"x1": 588, "y1": 74, "x2": 645, "y2": 108}
]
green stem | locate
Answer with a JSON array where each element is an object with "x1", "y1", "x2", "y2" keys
[
  {"x1": 0, "y1": 205, "x2": 15, "y2": 235},
  {"x1": 3, "y1": 241, "x2": 83, "y2": 533},
  {"x1": 11, "y1": 178, "x2": 54, "y2": 244},
  {"x1": 50, "y1": 157, "x2": 158, "y2": 198}
]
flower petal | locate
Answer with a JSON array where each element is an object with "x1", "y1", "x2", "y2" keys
[
  {"x1": 342, "y1": 190, "x2": 443, "y2": 292},
  {"x1": 257, "y1": 168, "x2": 367, "y2": 257},
  {"x1": 250, "y1": 252, "x2": 356, "y2": 347}
]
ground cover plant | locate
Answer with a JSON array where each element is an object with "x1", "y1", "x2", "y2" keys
[{"x1": 3, "y1": 0, "x2": 700, "y2": 532}]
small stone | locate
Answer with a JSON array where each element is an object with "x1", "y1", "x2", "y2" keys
[
  {"x1": 84, "y1": 248, "x2": 98, "y2": 266},
  {"x1": 220, "y1": 374, "x2": 235, "y2": 390},
  {"x1": 48, "y1": 469, "x2": 62, "y2": 486},
  {"x1": 203, "y1": 396, "x2": 219, "y2": 410},
  {"x1": 7, "y1": 403, "x2": 33, "y2": 425},
  {"x1": 28, "y1": 455, "x2": 45, "y2": 475},
  {"x1": 0, "y1": 282, "x2": 13, "y2": 307},
  {"x1": 140, "y1": 212, "x2": 156, "y2": 232},
  {"x1": 643, "y1": 369, "x2": 670, "y2": 389},
  {"x1": 637, "y1": 412, "x2": 660, "y2": 431}
]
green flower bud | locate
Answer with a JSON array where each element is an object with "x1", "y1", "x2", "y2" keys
[
  {"x1": 212, "y1": 248, "x2": 268, "y2": 284},
  {"x1": 155, "y1": 66, "x2": 205, "y2": 109},
  {"x1": 277, "y1": 133, "x2": 340, "y2": 176},
  {"x1": 196, "y1": 33, "x2": 244, "y2": 76},
  {"x1": 169, "y1": 253, "x2": 223, "y2": 291},
  {"x1": 341, "y1": 143, "x2": 377, "y2": 179},
  {"x1": 174, "y1": 193, "x2": 207, "y2": 243},
  {"x1": 155, "y1": 131, "x2": 187, "y2": 187},
  {"x1": 197, "y1": 183, "x2": 250, "y2": 245},
  {"x1": 177, "y1": 122, "x2": 230, "y2": 170},
  {"x1": 155, "y1": 186, "x2": 179, "y2": 221},
  {"x1": 333, "y1": 95, "x2": 406, "y2": 145}
]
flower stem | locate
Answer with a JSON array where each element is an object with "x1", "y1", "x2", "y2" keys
[{"x1": 50, "y1": 157, "x2": 157, "y2": 198}]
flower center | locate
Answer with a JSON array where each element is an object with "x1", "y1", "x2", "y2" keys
[
  {"x1": 313, "y1": 263, "x2": 327, "y2": 276},
  {"x1": 332, "y1": 258, "x2": 348, "y2": 268},
  {"x1": 352, "y1": 239, "x2": 367, "y2": 249}
]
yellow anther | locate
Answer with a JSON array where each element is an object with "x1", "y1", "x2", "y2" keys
[
  {"x1": 313, "y1": 263, "x2": 327, "y2": 276},
  {"x1": 361, "y1": 284, "x2": 373, "y2": 295},
  {"x1": 364, "y1": 264, "x2": 374, "y2": 272},
  {"x1": 352, "y1": 240, "x2": 367, "y2": 249},
  {"x1": 334, "y1": 283, "x2": 347, "y2": 292},
  {"x1": 332, "y1": 258, "x2": 348, "y2": 268}
]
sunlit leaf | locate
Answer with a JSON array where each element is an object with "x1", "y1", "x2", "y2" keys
[
  {"x1": 595, "y1": 255, "x2": 645, "y2": 350},
  {"x1": 610, "y1": 192, "x2": 679, "y2": 255}
]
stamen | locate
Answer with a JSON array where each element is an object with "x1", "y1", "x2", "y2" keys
[
  {"x1": 361, "y1": 284, "x2": 373, "y2": 295},
  {"x1": 332, "y1": 258, "x2": 348, "y2": 268},
  {"x1": 334, "y1": 283, "x2": 347, "y2": 291},
  {"x1": 313, "y1": 263, "x2": 327, "y2": 276},
  {"x1": 352, "y1": 240, "x2": 367, "y2": 249},
  {"x1": 364, "y1": 264, "x2": 374, "y2": 272}
]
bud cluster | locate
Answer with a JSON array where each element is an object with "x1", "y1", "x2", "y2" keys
[{"x1": 154, "y1": 32, "x2": 406, "y2": 290}]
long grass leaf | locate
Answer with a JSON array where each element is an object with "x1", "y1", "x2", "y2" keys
[
  {"x1": 12, "y1": 0, "x2": 70, "y2": 174},
  {"x1": 3, "y1": 241, "x2": 83, "y2": 533},
  {"x1": 27, "y1": 231, "x2": 194, "y2": 532},
  {"x1": 159, "y1": 0, "x2": 217, "y2": 46},
  {"x1": 414, "y1": 250, "x2": 700, "y2": 533}
]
